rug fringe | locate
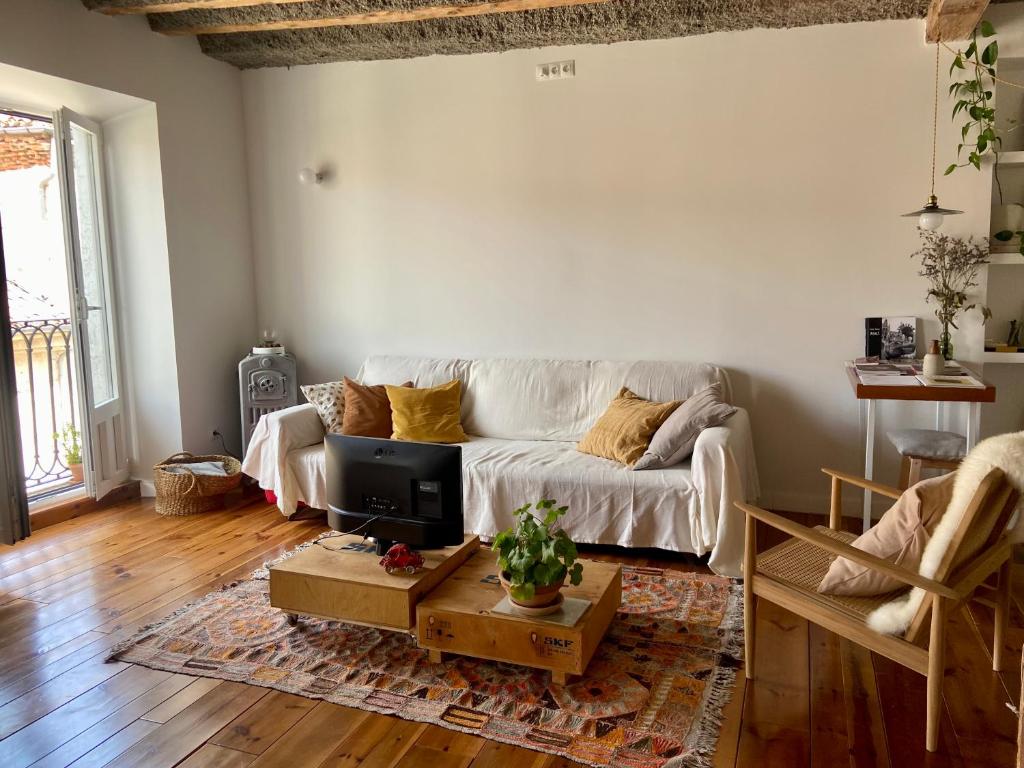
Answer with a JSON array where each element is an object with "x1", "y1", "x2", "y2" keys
[
  {"x1": 718, "y1": 579, "x2": 745, "y2": 662},
  {"x1": 661, "y1": 579, "x2": 746, "y2": 768}
]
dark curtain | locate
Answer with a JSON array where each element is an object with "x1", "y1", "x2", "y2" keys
[{"x1": 0, "y1": 214, "x2": 29, "y2": 544}]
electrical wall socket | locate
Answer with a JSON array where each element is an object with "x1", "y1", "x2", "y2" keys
[{"x1": 536, "y1": 60, "x2": 575, "y2": 81}]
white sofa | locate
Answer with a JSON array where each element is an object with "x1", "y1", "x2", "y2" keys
[{"x1": 242, "y1": 356, "x2": 760, "y2": 577}]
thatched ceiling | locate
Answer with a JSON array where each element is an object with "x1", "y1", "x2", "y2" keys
[{"x1": 82, "y1": 0, "x2": 933, "y2": 69}]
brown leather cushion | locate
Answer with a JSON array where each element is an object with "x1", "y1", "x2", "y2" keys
[{"x1": 341, "y1": 377, "x2": 412, "y2": 438}]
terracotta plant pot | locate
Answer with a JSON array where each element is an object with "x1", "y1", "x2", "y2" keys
[
  {"x1": 68, "y1": 463, "x2": 84, "y2": 484},
  {"x1": 499, "y1": 571, "x2": 565, "y2": 608}
]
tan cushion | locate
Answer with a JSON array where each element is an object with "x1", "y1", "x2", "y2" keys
[
  {"x1": 386, "y1": 379, "x2": 469, "y2": 444},
  {"x1": 818, "y1": 473, "x2": 955, "y2": 596},
  {"x1": 633, "y1": 383, "x2": 737, "y2": 470},
  {"x1": 576, "y1": 387, "x2": 682, "y2": 467},
  {"x1": 340, "y1": 377, "x2": 412, "y2": 438},
  {"x1": 300, "y1": 380, "x2": 346, "y2": 434}
]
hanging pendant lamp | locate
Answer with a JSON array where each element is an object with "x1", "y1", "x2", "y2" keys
[{"x1": 902, "y1": 42, "x2": 963, "y2": 230}]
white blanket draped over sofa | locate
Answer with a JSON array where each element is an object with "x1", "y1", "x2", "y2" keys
[{"x1": 242, "y1": 356, "x2": 760, "y2": 577}]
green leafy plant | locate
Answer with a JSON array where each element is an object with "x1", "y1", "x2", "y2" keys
[
  {"x1": 492, "y1": 499, "x2": 583, "y2": 603},
  {"x1": 946, "y1": 20, "x2": 1000, "y2": 177},
  {"x1": 945, "y1": 21, "x2": 1024, "y2": 256},
  {"x1": 55, "y1": 423, "x2": 82, "y2": 465}
]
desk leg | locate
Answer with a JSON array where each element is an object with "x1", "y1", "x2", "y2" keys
[
  {"x1": 935, "y1": 402, "x2": 943, "y2": 431},
  {"x1": 863, "y1": 399, "x2": 876, "y2": 533},
  {"x1": 966, "y1": 402, "x2": 980, "y2": 450}
]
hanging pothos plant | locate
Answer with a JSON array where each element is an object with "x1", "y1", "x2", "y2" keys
[
  {"x1": 945, "y1": 20, "x2": 1000, "y2": 177},
  {"x1": 945, "y1": 21, "x2": 1024, "y2": 254}
]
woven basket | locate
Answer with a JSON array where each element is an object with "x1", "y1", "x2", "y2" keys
[{"x1": 153, "y1": 451, "x2": 242, "y2": 516}]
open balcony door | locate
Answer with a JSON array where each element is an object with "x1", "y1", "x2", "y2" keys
[
  {"x1": 54, "y1": 109, "x2": 128, "y2": 500},
  {"x1": 0, "y1": 215, "x2": 30, "y2": 544}
]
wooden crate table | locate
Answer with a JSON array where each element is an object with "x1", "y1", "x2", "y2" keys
[
  {"x1": 268, "y1": 533, "x2": 479, "y2": 632},
  {"x1": 416, "y1": 552, "x2": 622, "y2": 684}
]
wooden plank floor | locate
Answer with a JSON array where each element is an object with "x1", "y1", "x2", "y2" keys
[{"x1": 0, "y1": 496, "x2": 1019, "y2": 767}]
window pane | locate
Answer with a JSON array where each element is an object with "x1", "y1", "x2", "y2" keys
[{"x1": 70, "y1": 124, "x2": 115, "y2": 405}]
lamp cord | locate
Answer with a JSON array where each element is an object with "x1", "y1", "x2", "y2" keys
[{"x1": 931, "y1": 40, "x2": 939, "y2": 199}]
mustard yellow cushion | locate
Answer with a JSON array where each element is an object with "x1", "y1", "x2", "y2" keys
[
  {"x1": 386, "y1": 379, "x2": 469, "y2": 443},
  {"x1": 577, "y1": 387, "x2": 682, "y2": 466}
]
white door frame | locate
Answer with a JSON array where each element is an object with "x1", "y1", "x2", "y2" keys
[{"x1": 54, "y1": 107, "x2": 129, "y2": 499}]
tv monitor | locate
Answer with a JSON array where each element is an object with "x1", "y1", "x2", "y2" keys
[{"x1": 325, "y1": 435, "x2": 464, "y2": 555}]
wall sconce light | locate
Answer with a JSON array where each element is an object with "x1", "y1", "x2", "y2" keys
[{"x1": 298, "y1": 167, "x2": 325, "y2": 185}]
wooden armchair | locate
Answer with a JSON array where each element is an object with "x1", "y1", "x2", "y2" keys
[{"x1": 739, "y1": 467, "x2": 1019, "y2": 752}]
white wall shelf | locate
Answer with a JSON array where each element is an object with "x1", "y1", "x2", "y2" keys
[
  {"x1": 996, "y1": 150, "x2": 1024, "y2": 166},
  {"x1": 989, "y1": 252, "x2": 1024, "y2": 265},
  {"x1": 981, "y1": 352, "x2": 1024, "y2": 363}
]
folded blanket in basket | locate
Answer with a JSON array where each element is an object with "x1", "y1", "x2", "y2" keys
[{"x1": 162, "y1": 461, "x2": 229, "y2": 477}]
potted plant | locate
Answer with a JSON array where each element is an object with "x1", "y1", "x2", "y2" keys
[
  {"x1": 492, "y1": 499, "x2": 583, "y2": 613},
  {"x1": 911, "y1": 230, "x2": 991, "y2": 359},
  {"x1": 56, "y1": 423, "x2": 83, "y2": 483}
]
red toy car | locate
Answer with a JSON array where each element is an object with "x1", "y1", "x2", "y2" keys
[{"x1": 379, "y1": 543, "x2": 425, "y2": 575}]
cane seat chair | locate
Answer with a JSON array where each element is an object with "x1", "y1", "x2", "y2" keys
[{"x1": 739, "y1": 466, "x2": 1019, "y2": 752}]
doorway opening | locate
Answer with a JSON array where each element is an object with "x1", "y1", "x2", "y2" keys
[{"x1": 0, "y1": 110, "x2": 84, "y2": 503}]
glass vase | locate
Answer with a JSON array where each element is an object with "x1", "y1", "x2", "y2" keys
[{"x1": 939, "y1": 325, "x2": 954, "y2": 361}]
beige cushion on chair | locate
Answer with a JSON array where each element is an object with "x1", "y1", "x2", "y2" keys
[{"x1": 817, "y1": 474, "x2": 955, "y2": 596}]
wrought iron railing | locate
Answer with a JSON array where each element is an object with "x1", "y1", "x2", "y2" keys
[{"x1": 10, "y1": 317, "x2": 81, "y2": 497}]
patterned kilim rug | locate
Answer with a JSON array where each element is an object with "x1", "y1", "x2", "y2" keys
[{"x1": 110, "y1": 537, "x2": 743, "y2": 768}]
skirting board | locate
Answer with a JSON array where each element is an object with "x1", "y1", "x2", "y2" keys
[
  {"x1": 764, "y1": 489, "x2": 891, "y2": 521},
  {"x1": 30, "y1": 480, "x2": 141, "y2": 531}
]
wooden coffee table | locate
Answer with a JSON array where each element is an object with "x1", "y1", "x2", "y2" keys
[
  {"x1": 269, "y1": 535, "x2": 621, "y2": 682},
  {"x1": 416, "y1": 552, "x2": 622, "y2": 683},
  {"x1": 268, "y1": 533, "x2": 479, "y2": 632}
]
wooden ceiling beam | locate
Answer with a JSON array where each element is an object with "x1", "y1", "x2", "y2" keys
[
  {"x1": 97, "y1": 0, "x2": 306, "y2": 14},
  {"x1": 925, "y1": 0, "x2": 990, "y2": 42},
  {"x1": 155, "y1": 0, "x2": 613, "y2": 36}
]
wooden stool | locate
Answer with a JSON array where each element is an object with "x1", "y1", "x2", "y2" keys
[{"x1": 887, "y1": 429, "x2": 966, "y2": 490}]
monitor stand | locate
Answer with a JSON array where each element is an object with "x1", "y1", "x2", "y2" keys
[{"x1": 372, "y1": 538, "x2": 394, "y2": 556}]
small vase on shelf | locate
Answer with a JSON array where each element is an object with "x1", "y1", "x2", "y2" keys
[{"x1": 923, "y1": 339, "x2": 944, "y2": 378}]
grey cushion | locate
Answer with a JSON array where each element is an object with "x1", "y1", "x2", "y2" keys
[
  {"x1": 633, "y1": 383, "x2": 737, "y2": 470},
  {"x1": 885, "y1": 429, "x2": 966, "y2": 461}
]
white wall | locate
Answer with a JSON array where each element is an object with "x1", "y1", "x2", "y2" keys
[
  {"x1": 0, "y1": 0, "x2": 256, "y2": 465},
  {"x1": 104, "y1": 105, "x2": 183, "y2": 479},
  {"x1": 243, "y1": 18, "x2": 998, "y2": 513}
]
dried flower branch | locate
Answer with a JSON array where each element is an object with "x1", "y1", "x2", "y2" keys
[{"x1": 910, "y1": 230, "x2": 991, "y2": 358}]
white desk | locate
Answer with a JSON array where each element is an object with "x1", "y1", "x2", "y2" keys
[{"x1": 846, "y1": 365, "x2": 995, "y2": 532}]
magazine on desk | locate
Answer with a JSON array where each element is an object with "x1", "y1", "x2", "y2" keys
[
  {"x1": 859, "y1": 374, "x2": 921, "y2": 386},
  {"x1": 915, "y1": 374, "x2": 985, "y2": 389},
  {"x1": 852, "y1": 358, "x2": 967, "y2": 379}
]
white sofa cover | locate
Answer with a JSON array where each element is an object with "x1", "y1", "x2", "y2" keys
[{"x1": 242, "y1": 356, "x2": 760, "y2": 577}]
